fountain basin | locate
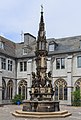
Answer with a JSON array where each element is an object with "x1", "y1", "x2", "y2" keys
[{"x1": 22, "y1": 100, "x2": 60, "y2": 112}]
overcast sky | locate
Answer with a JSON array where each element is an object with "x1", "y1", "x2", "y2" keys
[{"x1": 0, "y1": 0, "x2": 81, "y2": 43}]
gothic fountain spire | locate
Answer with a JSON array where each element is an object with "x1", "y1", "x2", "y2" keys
[
  {"x1": 40, "y1": 5, "x2": 44, "y2": 25},
  {"x1": 31, "y1": 5, "x2": 54, "y2": 102},
  {"x1": 41, "y1": 4, "x2": 43, "y2": 21},
  {"x1": 35, "y1": 5, "x2": 48, "y2": 87},
  {"x1": 38, "y1": 5, "x2": 45, "y2": 39}
]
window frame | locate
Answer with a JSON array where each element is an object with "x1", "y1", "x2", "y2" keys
[
  {"x1": 24, "y1": 61, "x2": 27, "y2": 71},
  {"x1": 61, "y1": 58, "x2": 65, "y2": 69},
  {"x1": 23, "y1": 47, "x2": 28, "y2": 55},
  {"x1": 20, "y1": 62, "x2": 23, "y2": 72},
  {"x1": 56, "y1": 58, "x2": 60, "y2": 69},
  {"x1": 56, "y1": 58, "x2": 65, "y2": 69},
  {"x1": 77, "y1": 56, "x2": 81, "y2": 68},
  {"x1": 8, "y1": 60, "x2": 13, "y2": 71},
  {"x1": 0, "y1": 41, "x2": 4, "y2": 49},
  {"x1": 1, "y1": 58, "x2": 6, "y2": 70},
  {"x1": 49, "y1": 44, "x2": 55, "y2": 51},
  {"x1": 20, "y1": 61, "x2": 27, "y2": 72}
]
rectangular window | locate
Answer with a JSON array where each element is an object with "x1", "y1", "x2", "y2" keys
[
  {"x1": 49, "y1": 44, "x2": 55, "y2": 51},
  {"x1": 0, "y1": 41, "x2": 4, "y2": 49},
  {"x1": 1, "y1": 58, "x2": 6, "y2": 70},
  {"x1": 64, "y1": 88, "x2": 67, "y2": 100},
  {"x1": 56, "y1": 58, "x2": 65, "y2": 69},
  {"x1": 20, "y1": 62, "x2": 23, "y2": 71},
  {"x1": 61, "y1": 58, "x2": 65, "y2": 69},
  {"x1": 20, "y1": 61, "x2": 27, "y2": 72},
  {"x1": 56, "y1": 58, "x2": 60, "y2": 69},
  {"x1": 8, "y1": 60, "x2": 13, "y2": 71},
  {"x1": 80, "y1": 40, "x2": 81, "y2": 49},
  {"x1": 23, "y1": 48, "x2": 28, "y2": 55},
  {"x1": 24, "y1": 61, "x2": 27, "y2": 71},
  {"x1": 77, "y1": 56, "x2": 81, "y2": 68}
]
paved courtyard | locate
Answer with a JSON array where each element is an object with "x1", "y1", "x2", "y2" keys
[{"x1": 0, "y1": 104, "x2": 81, "y2": 120}]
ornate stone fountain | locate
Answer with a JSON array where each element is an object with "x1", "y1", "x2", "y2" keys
[
  {"x1": 12, "y1": 6, "x2": 71, "y2": 118},
  {"x1": 22, "y1": 5, "x2": 59, "y2": 112}
]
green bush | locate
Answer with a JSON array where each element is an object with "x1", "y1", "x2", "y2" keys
[
  {"x1": 72, "y1": 89, "x2": 81, "y2": 106},
  {"x1": 12, "y1": 94, "x2": 24, "y2": 104}
]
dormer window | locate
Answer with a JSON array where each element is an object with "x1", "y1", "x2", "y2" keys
[
  {"x1": 49, "y1": 41, "x2": 58, "y2": 51},
  {"x1": 0, "y1": 41, "x2": 4, "y2": 49},
  {"x1": 23, "y1": 47, "x2": 28, "y2": 55},
  {"x1": 23, "y1": 45, "x2": 32, "y2": 55},
  {"x1": 49, "y1": 41, "x2": 55, "y2": 51},
  {"x1": 49, "y1": 44, "x2": 55, "y2": 51}
]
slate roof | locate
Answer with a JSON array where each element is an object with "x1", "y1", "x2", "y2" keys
[
  {"x1": 0, "y1": 36, "x2": 16, "y2": 58},
  {"x1": 0, "y1": 34, "x2": 81, "y2": 59},
  {"x1": 47, "y1": 36, "x2": 81, "y2": 55}
]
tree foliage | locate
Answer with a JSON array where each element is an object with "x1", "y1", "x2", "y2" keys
[
  {"x1": 72, "y1": 89, "x2": 81, "y2": 106},
  {"x1": 12, "y1": 94, "x2": 24, "y2": 104}
]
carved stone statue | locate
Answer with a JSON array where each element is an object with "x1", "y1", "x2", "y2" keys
[{"x1": 32, "y1": 72, "x2": 36, "y2": 87}]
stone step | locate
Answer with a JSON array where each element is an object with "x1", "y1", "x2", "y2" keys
[
  {"x1": 15, "y1": 110, "x2": 68, "y2": 115},
  {"x1": 12, "y1": 110, "x2": 72, "y2": 118}
]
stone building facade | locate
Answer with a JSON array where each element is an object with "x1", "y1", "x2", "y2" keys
[{"x1": 0, "y1": 12, "x2": 81, "y2": 105}]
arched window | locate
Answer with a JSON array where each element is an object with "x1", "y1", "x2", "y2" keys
[
  {"x1": 54, "y1": 79, "x2": 67, "y2": 100},
  {"x1": 7, "y1": 80, "x2": 13, "y2": 100},
  {"x1": 2, "y1": 79, "x2": 6, "y2": 100},
  {"x1": 75, "y1": 79, "x2": 81, "y2": 91},
  {"x1": 18, "y1": 80, "x2": 27, "y2": 99}
]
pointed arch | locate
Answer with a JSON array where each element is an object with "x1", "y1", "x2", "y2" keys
[
  {"x1": 18, "y1": 80, "x2": 27, "y2": 99},
  {"x1": 7, "y1": 80, "x2": 13, "y2": 100},
  {"x1": 54, "y1": 79, "x2": 67, "y2": 100},
  {"x1": 2, "y1": 78, "x2": 6, "y2": 100},
  {"x1": 74, "y1": 78, "x2": 81, "y2": 91}
]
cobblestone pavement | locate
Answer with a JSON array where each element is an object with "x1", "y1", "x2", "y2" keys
[{"x1": 0, "y1": 104, "x2": 81, "y2": 120}]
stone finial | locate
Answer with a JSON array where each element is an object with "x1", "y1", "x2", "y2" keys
[{"x1": 41, "y1": 4, "x2": 43, "y2": 13}]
